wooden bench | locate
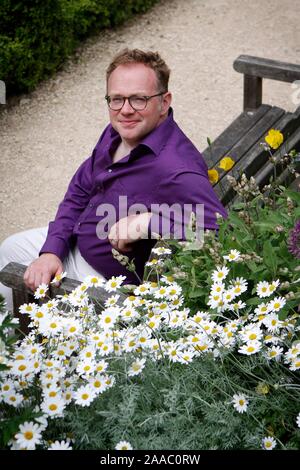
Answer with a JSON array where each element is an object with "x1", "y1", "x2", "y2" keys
[
  {"x1": 204, "y1": 55, "x2": 300, "y2": 206},
  {"x1": 1, "y1": 54, "x2": 300, "y2": 328}
]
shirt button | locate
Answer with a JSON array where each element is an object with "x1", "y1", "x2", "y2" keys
[
  {"x1": 78, "y1": 222, "x2": 81, "y2": 226},
  {"x1": 89, "y1": 203, "x2": 94, "y2": 208}
]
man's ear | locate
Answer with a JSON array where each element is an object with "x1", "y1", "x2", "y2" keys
[{"x1": 161, "y1": 92, "x2": 172, "y2": 114}]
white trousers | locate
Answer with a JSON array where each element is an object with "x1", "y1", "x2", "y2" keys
[{"x1": 0, "y1": 227, "x2": 104, "y2": 312}]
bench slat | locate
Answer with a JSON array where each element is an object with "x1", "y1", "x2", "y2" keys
[{"x1": 203, "y1": 104, "x2": 271, "y2": 167}]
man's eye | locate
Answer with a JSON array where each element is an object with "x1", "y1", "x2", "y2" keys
[
  {"x1": 111, "y1": 98, "x2": 123, "y2": 104},
  {"x1": 131, "y1": 97, "x2": 146, "y2": 104}
]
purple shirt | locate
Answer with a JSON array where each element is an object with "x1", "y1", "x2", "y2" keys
[{"x1": 40, "y1": 109, "x2": 227, "y2": 284}]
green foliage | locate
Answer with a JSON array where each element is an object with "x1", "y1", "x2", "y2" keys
[
  {"x1": 0, "y1": 0, "x2": 158, "y2": 96},
  {"x1": 162, "y1": 182, "x2": 300, "y2": 314},
  {"x1": 49, "y1": 355, "x2": 300, "y2": 450}
]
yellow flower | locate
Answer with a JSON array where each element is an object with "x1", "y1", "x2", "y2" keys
[
  {"x1": 265, "y1": 129, "x2": 284, "y2": 149},
  {"x1": 218, "y1": 156, "x2": 235, "y2": 171},
  {"x1": 208, "y1": 168, "x2": 219, "y2": 184}
]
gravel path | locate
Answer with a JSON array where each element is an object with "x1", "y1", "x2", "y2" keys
[{"x1": 0, "y1": 0, "x2": 299, "y2": 242}]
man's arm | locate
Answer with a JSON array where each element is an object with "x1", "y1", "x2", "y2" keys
[{"x1": 107, "y1": 171, "x2": 227, "y2": 252}]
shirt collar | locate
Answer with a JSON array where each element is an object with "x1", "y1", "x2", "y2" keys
[{"x1": 109, "y1": 107, "x2": 175, "y2": 158}]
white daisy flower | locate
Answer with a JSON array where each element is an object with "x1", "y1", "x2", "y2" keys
[
  {"x1": 42, "y1": 386, "x2": 61, "y2": 400},
  {"x1": 210, "y1": 283, "x2": 225, "y2": 296},
  {"x1": 268, "y1": 296, "x2": 286, "y2": 313},
  {"x1": 34, "y1": 283, "x2": 49, "y2": 299},
  {"x1": 63, "y1": 319, "x2": 82, "y2": 337},
  {"x1": 15, "y1": 421, "x2": 43, "y2": 450},
  {"x1": 268, "y1": 279, "x2": 280, "y2": 295},
  {"x1": 222, "y1": 289, "x2": 237, "y2": 304},
  {"x1": 88, "y1": 374, "x2": 109, "y2": 394},
  {"x1": 98, "y1": 307, "x2": 119, "y2": 330},
  {"x1": 262, "y1": 436, "x2": 277, "y2": 450},
  {"x1": 240, "y1": 325, "x2": 263, "y2": 343},
  {"x1": 94, "y1": 360, "x2": 108, "y2": 374},
  {"x1": 10, "y1": 359, "x2": 35, "y2": 377},
  {"x1": 121, "y1": 306, "x2": 139, "y2": 322},
  {"x1": 41, "y1": 396, "x2": 66, "y2": 418},
  {"x1": 254, "y1": 302, "x2": 271, "y2": 318},
  {"x1": 19, "y1": 303, "x2": 38, "y2": 315},
  {"x1": 128, "y1": 358, "x2": 146, "y2": 377},
  {"x1": 48, "y1": 440, "x2": 72, "y2": 450},
  {"x1": 223, "y1": 249, "x2": 240, "y2": 262},
  {"x1": 105, "y1": 275, "x2": 126, "y2": 292},
  {"x1": 165, "y1": 284, "x2": 182, "y2": 300},
  {"x1": 146, "y1": 315, "x2": 161, "y2": 330},
  {"x1": 115, "y1": 440, "x2": 133, "y2": 450},
  {"x1": 105, "y1": 294, "x2": 120, "y2": 307},
  {"x1": 178, "y1": 349, "x2": 196, "y2": 364},
  {"x1": 296, "y1": 412, "x2": 300, "y2": 428},
  {"x1": 145, "y1": 258, "x2": 164, "y2": 267},
  {"x1": 212, "y1": 266, "x2": 229, "y2": 283},
  {"x1": 50, "y1": 272, "x2": 67, "y2": 284},
  {"x1": 3, "y1": 392, "x2": 23, "y2": 407},
  {"x1": 153, "y1": 286, "x2": 168, "y2": 299},
  {"x1": 38, "y1": 316, "x2": 62, "y2": 337},
  {"x1": 263, "y1": 312, "x2": 282, "y2": 332},
  {"x1": 289, "y1": 356, "x2": 300, "y2": 371},
  {"x1": 256, "y1": 281, "x2": 271, "y2": 298},
  {"x1": 285, "y1": 342, "x2": 300, "y2": 360},
  {"x1": 76, "y1": 360, "x2": 96, "y2": 377},
  {"x1": 229, "y1": 300, "x2": 246, "y2": 312},
  {"x1": 238, "y1": 340, "x2": 262, "y2": 355},
  {"x1": 265, "y1": 346, "x2": 283, "y2": 361},
  {"x1": 151, "y1": 246, "x2": 172, "y2": 256},
  {"x1": 84, "y1": 275, "x2": 105, "y2": 288},
  {"x1": 74, "y1": 385, "x2": 96, "y2": 407},
  {"x1": 1, "y1": 379, "x2": 16, "y2": 395},
  {"x1": 232, "y1": 393, "x2": 249, "y2": 413},
  {"x1": 134, "y1": 283, "x2": 151, "y2": 296}
]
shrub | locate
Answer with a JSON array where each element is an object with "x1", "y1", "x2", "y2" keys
[{"x1": 0, "y1": 0, "x2": 158, "y2": 96}]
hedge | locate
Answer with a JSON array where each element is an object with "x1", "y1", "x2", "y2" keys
[{"x1": 0, "y1": 0, "x2": 159, "y2": 97}]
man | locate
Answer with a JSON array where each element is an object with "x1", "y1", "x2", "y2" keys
[{"x1": 0, "y1": 49, "x2": 226, "y2": 309}]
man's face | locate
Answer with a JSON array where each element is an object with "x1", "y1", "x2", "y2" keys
[{"x1": 107, "y1": 63, "x2": 171, "y2": 148}]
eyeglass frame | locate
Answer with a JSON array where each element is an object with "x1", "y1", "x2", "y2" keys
[{"x1": 104, "y1": 91, "x2": 167, "y2": 111}]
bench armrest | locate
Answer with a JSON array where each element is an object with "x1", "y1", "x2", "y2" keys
[
  {"x1": 0, "y1": 262, "x2": 127, "y2": 322},
  {"x1": 233, "y1": 55, "x2": 300, "y2": 111}
]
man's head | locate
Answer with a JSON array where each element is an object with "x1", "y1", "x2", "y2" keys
[{"x1": 106, "y1": 49, "x2": 172, "y2": 148}]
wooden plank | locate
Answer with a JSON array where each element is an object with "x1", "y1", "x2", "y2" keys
[
  {"x1": 202, "y1": 104, "x2": 271, "y2": 168},
  {"x1": 234, "y1": 55, "x2": 300, "y2": 83},
  {"x1": 0, "y1": 262, "x2": 127, "y2": 316}
]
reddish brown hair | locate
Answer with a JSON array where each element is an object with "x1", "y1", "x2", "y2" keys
[{"x1": 106, "y1": 48, "x2": 170, "y2": 91}]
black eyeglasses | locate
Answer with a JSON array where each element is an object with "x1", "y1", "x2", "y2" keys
[{"x1": 105, "y1": 92, "x2": 166, "y2": 111}]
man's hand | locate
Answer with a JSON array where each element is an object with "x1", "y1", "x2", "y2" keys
[
  {"x1": 23, "y1": 253, "x2": 63, "y2": 292},
  {"x1": 108, "y1": 212, "x2": 152, "y2": 253}
]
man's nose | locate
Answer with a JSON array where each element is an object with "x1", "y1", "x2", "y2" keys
[{"x1": 121, "y1": 98, "x2": 135, "y2": 113}]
